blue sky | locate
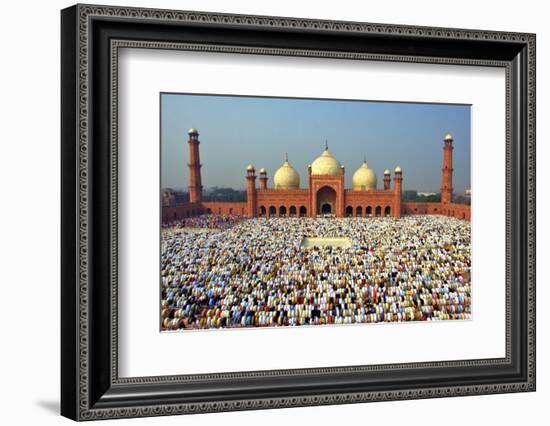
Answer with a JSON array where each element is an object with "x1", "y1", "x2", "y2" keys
[{"x1": 161, "y1": 94, "x2": 471, "y2": 193}]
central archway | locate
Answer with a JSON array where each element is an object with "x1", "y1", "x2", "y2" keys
[{"x1": 317, "y1": 186, "x2": 337, "y2": 216}]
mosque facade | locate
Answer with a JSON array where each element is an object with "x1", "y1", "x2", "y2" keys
[{"x1": 162, "y1": 128, "x2": 471, "y2": 222}]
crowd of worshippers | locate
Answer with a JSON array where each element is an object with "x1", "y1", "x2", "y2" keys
[
  {"x1": 161, "y1": 214, "x2": 245, "y2": 230},
  {"x1": 160, "y1": 215, "x2": 471, "y2": 330}
]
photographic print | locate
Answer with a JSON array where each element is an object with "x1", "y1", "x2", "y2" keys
[
  {"x1": 61, "y1": 7, "x2": 536, "y2": 417},
  {"x1": 160, "y1": 94, "x2": 472, "y2": 331}
]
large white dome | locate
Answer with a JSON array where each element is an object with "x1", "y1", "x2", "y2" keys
[
  {"x1": 352, "y1": 161, "x2": 377, "y2": 190},
  {"x1": 273, "y1": 159, "x2": 300, "y2": 189},
  {"x1": 311, "y1": 147, "x2": 341, "y2": 176}
]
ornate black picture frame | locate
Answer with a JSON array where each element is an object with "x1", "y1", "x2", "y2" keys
[{"x1": 61, "y1": 3, "x2": 536, "y2": 421}]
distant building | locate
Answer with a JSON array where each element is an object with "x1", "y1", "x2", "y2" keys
[
  {"x1": 161, "y1": 189, "x2": 175, "y2": 207},
  {"x1": 417, "y1": 191, "x2": 437, "y2": 197},
  {"x1": 162, "y1": 130, "x2": 470, "y2": 222},
  {"x1": 161, "y1": 189, "x2": 188, "y2": 207}
]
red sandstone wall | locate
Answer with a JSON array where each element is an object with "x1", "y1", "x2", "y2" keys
[
  {"x1": 161, "y1": 202, "x2": 205, "y2": 223},
  {"x1": 161, "y1": 202, "x2": 246, "y2": 223},
  {"x1": 402, "y1": 202, "x2": 470, "y2": 221},
  {"x1": 402, "y1": 202, "x2": 443, "y2": 215},
  {"x1": 442, "y1": 203, "x2": 471, "y2": 221},
  {"x1": 256, "y1": 189, "x2": 309, "y2": 205},
  {"x1": 201, "y1": 202, "x2": 247, "y2": 216}
]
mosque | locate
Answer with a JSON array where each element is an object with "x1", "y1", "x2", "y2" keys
[{"x1": 162, "y1": 128, "x2": 471, "y2": 222}]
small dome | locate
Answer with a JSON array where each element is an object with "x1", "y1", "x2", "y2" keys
[
  {"x1": 311, "y1": 147, "x2": 341, "y2": 176},
  {"x1": 384, "y1": 169, "x2": 390, "y2": 175},
  {"x1": 259, "y1": 168, "x2": 266, "y2": 174},
  {"x1": 273, "y1": 159, "x2": 300, "y2": 189},
  {"x1": 352, "y1": 161, "x2": 377, "y2": 191},
  {"x1": 188, "y1": 128, "x2": 198, "y2": 134},
  {"x1": 444, "y1": 132, "x2": 453, "y2": 141},
  {"x1": 246, "y1": 164, "x2": 255, "y2": 171},
  {"x1": 395, "y1": 166, "x2": 402, "y2": 173}
]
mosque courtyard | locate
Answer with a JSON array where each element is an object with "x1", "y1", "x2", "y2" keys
[{"x1": 160, "y1": 215, "x2": 471, "y2": 331}]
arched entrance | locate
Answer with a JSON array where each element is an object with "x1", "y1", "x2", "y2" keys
[
  {"x1": 345, "y1": 206, "x2": 353, "y2": 217},
  {"x1": 316, "y1": 186, "x2": 337, "y2": 216}
]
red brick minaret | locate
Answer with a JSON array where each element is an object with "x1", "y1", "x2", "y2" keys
[
  {"x1": 259, "y1": 168, "x2": 268, "y2": 190},
  {"x1": 393, "y1": 166, "x2": 402, "y2": 218},
  {"x1": 246, "y1": 164, "x2": 257, "y2": 218},
  {"x1": 383, "y1": 169, "x2": 391, "y2": 190},
  {"x1": 338, "y1": 164, "x2": 345, "y2": 218},
  {"x1": 187, "y1": 128, "x2": 202, "y2": 204},
  {"x1": 307, "y1": 164, "x2": 313, "y2": 218},
  {"x1": 441, "y1": 133, "x2": 454, "y2": 205}
]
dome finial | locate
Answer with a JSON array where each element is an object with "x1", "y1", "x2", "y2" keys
[
  {"x1": 285, "y1": 152, "x2": 288, "y2": 162},
  {"x1": 325, "y1": 139, "x2": 328, "y2": 150}
]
